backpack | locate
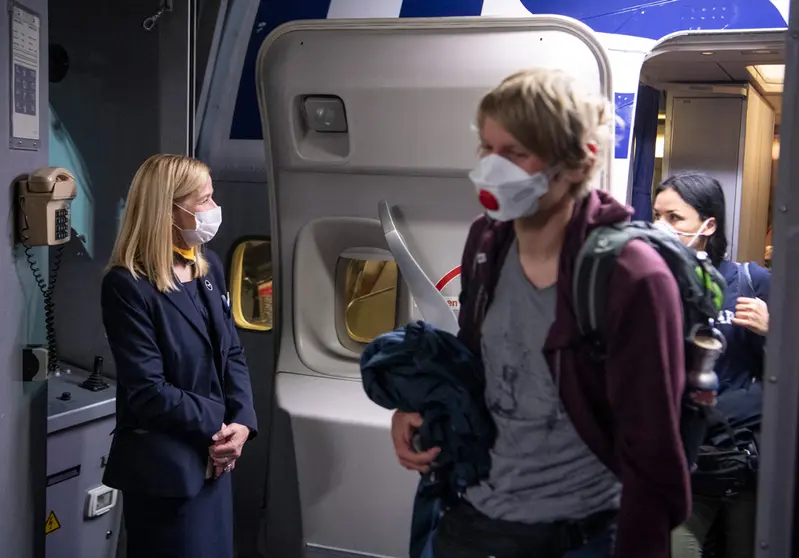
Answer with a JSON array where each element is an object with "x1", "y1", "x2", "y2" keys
[
  {"x1": 573, "y1": 221, "x2": 728, "y2": 467},
  {"x1": 691, "y1": 411, "x2": 759, "y2": 498}
]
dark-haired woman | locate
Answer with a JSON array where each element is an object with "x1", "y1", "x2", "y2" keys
[{"x1": 653, "y1": 172, "x2": 770, "y2": 558}]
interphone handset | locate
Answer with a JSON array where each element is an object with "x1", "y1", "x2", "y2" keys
[
  {"x1": 15, "y1": 167, "x2": 77, "y2": 377},
  {"x1": 16, "y1": 166, "x2": 77, "y2": 246}
]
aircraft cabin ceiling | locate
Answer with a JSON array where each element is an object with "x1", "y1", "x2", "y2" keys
[{"x1": 640, "y1": 44, "x2": 785, "y2": 116}]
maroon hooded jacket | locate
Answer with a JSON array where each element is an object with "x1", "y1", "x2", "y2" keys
[{"x1": 457, "y1": 189, "x2": 691, "y2": 558}]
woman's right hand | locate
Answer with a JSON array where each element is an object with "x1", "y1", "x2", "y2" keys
[
  {"x1": 213, "y1": 459, "x2": 235, "y2": 479},
  {"x1": 391, "y1": 410, "x2": 440, "y2": 473}
]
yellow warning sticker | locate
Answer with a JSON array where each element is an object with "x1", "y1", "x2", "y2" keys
[{"x1": 45, "y1": 511, "x2": 61, "y2": 535}]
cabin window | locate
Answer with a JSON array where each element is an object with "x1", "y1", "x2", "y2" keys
[
  {"x1": 336, "y1": 256, "x2": 399, "y2": 344},
  {"x1": 229, "y1": 238, "x2": 273, "y2": 332}
]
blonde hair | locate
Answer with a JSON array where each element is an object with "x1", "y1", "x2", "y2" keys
[
  {"x1": 477, "y1": 68, "x2": 613, "y2": 195},
  {"x1": 108, "y1": 154, "x2": 210, "y2": 292}
]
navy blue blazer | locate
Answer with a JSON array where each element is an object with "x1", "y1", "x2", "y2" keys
[{"x1": 101, "y1": 250, "x2": 258, "y2": 498}]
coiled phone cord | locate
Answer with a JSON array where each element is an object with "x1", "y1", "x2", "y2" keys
[
  {"x1": 22, "y1": 241, "x2": 63, "y2": 374},
  {"x1": 19, "y1": 196, "x2": 64, "y2": 375}
]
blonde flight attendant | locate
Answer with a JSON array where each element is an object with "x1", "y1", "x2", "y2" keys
[{"x1": 101, "y1": 154, "x2": 257, "y2": 558}]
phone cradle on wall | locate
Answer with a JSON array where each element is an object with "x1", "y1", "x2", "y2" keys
[
  {"x1": 16, "y1": 167, "x2": 76, "y2": 247},
  {"x1": 15, "y1": 167, "x2": 78, "y2": 378}
]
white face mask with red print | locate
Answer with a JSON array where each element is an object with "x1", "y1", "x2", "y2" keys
[
  {"x1": 468, "y1": 154, "x2": 553, "y2": 222},
  {"x1": 468, "y1": 145, "x2": 595, "y2": 222}
]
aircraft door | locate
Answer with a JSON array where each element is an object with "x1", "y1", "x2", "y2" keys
[{"x1": 256, "y1": 15, "x2": 613, "y2": 557}]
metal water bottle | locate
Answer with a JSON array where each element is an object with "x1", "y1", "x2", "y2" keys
[{"x1": 685, "y1": 325, "x2": 725, "y2": 407}]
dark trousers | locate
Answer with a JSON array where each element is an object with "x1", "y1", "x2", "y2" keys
[
  {"x1": 670, "y1": 490, "x2": 757, "y2": 558},
  {"x1": 432, "y1": 501, "x2": 616, "y2": 558}
]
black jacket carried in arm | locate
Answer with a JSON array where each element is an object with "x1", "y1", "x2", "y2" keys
[{"x1": 361, "y1": 321, "x2": 494, "y2": 558}]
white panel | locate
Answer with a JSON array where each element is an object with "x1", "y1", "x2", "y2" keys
[
  {"x1": 258, "y1": 19, "x2": 612, "y2": 177},
  {"x1": 664, "y1": 95, "x2": 745, "y2": 258},
  {"x1": 480, "y1": 0, "x2": 533, "y2": 16},
  {"x1": 276, "y1": 373, "x2": 418, "y2": 557},
  {"x1": 768, "y1": 0, "x2": 790, "y2": 23},
  {"x1": 257, "y1": 17, "x2": 612, "y2": 558},
  {"x1": 326, "y1": 0, "x2": 403, "y2": 18}
]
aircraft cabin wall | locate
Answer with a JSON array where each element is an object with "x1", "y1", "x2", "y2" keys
[
  {"x1": 662, "y1": 86, "x2": 776, "y2": 265},
  {"x1": 49, "y1": 0, "x2": 159, "y2": 378},
  {"x1": 49, "y1": 0, "x2": 195, "y2": 377},
  {"x1": 41, "y1": 2, "x2": 272, "y2": 556},
  {"x1": 1, "y1": 1, "x2": 50, "y2": 557}
]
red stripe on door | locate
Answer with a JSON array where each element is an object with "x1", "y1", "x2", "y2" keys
[{"x1": 435, "y1": 266, "x2": 462, "y2": 291}]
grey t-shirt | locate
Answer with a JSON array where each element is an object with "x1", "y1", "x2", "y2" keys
[{"x1": 465, "y1": 241, "x2": 621, "y2": 523}]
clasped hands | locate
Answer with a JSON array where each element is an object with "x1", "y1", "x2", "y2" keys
[{"x1": 209, "y1": 422, "x2": 250, "y2": 479}]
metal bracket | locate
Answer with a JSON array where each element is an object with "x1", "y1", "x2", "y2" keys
[{"x1": 142, "y1": 0, "x2": 173, "y2": 31}]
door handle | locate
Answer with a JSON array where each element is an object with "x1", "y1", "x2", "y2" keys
[{"x1": 378, "y1": 200, "x2": 459, "y2": 335}]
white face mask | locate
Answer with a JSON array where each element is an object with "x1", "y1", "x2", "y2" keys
[
  {"x1": 468, "y1": 154, "x2": 552, "y2": 222},
  {"x1": 654, "y1": 218, "x2": 711, "y2": 249},
  {"x1": 175, "y1": 204, "x2": 222, "y2": 247}
]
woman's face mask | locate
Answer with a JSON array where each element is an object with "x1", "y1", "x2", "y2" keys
[
  {"x1": 468, "y1": 154, "x2": 553, "y2": 222},
  {"x1": 654, "y1": 218, "x2": 712, "y2": 249},
  {"x1": 174, "y1": 203, "x2": 222, "y2": 247}
]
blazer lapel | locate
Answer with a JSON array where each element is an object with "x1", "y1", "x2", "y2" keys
[
  {"x1": 197, "y1": 275, "x2": 227, "y2": 382},
  {"x1": 163, "y1": 286, "x2": 212, "y2": 348}
]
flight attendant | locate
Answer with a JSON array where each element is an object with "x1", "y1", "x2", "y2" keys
[{"x1": 101, "y1": 154, "x2": 257, "y2": 558}]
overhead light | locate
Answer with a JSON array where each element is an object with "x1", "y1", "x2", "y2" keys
[
  {"x1": 755, "y1": 64, "x2": 785, "y2": 83},
  {"x1": 747, "y1": 64, "x2": 785, "y2": 93},
  {"x1": 657, "y1": 112, "x2": 666, "y2": 120},
  {"x1": 751, "y1": 49, "x2": 774, "y2": 55},
  {"x1": 700, "y1": 51, "x2": 714, "y2": 55},
  {"x1": 656, "y1": 134, "x2": 665, "y2": 158}
]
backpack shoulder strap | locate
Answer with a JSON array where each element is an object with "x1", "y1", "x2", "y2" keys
[
  {"x1": 739, "y1": 262, "x2": 756, "y2": 299},
  {"x1": 573, "y1": 224, "x2": 646, "y2": 344}
]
